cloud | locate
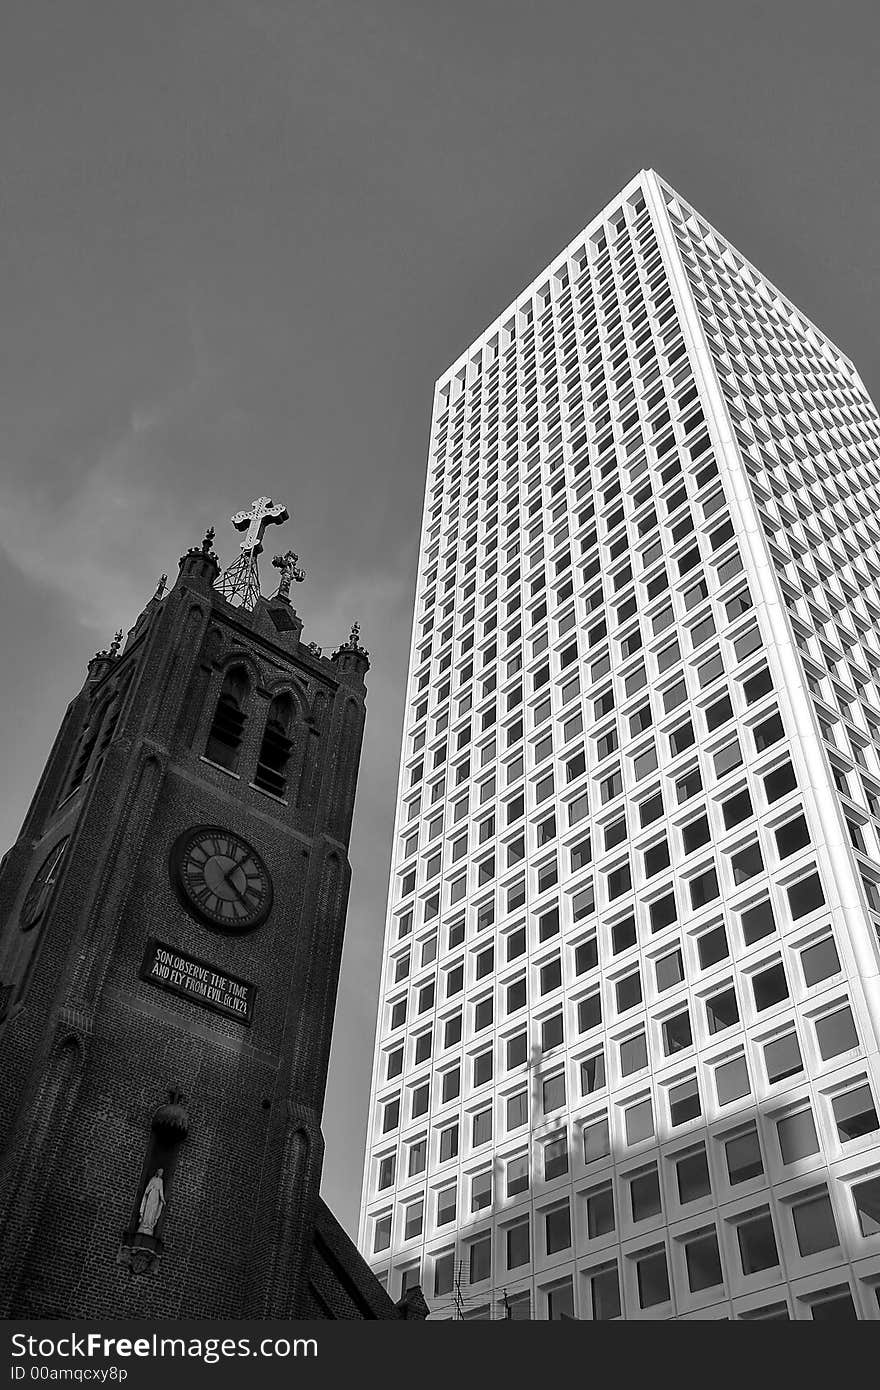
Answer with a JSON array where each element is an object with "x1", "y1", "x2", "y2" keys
[
  {"x1": 0, "y1": 424, "x2": 194, "y2": 634},
  {"x1": 0, "y1": 300, "x2": 224, "y2": 634}
]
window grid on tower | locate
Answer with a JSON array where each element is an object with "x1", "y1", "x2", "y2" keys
[{"x1": 360, "y1": 171, "x2": 880, "y2": 1321}]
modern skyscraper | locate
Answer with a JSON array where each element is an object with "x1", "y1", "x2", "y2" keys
[{"x1": 360, "y1": 170, "x2": 880, "y2": 1321}]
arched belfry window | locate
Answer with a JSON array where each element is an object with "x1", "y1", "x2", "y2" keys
[
  {"x1": 66, "y1": 697, "x2": 112, "y2": 795},
  {"x1": 254, "y1": 694, "x2": 294, "y2": 798},
  {"x1": 67, "y1": 729, "x2": 96, "y2": 796},
  {"x1": 95, "y1": 673, "x2": 131, "y2": 765},
  {"x1": 205, "y1": 666, "x2": 249, "y2": 772}
]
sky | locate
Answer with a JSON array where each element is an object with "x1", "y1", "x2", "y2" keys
[{"x1": 1, "y1": 0, "x2": 879, "y2": 1238}]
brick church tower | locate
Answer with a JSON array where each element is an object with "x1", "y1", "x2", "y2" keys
[{"x1": 0, "y1": 499, "x2": 412, "y2": 1319}]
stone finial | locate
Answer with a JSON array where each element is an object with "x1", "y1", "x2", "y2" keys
[
  {"x1": 93, "y1": 629, "x2": 123, "y2": 663},
  {"x1": 335, "y1": 621, "x2": 368, "y2": 657},
  {"x1": 272, "y1": 550, "x2": 306, "y2": 602},
  {"x1": 184, "y1": 526, "x2": 218, "y2": 561},
  {"x1": 330, "y1": 620, "x2": 370, "y2": 678},
  {"x1": 179, "y1": 525, "x2": 221, "y2": 590},
  {"x1": 154, "y1": 574, "x2": 168, "y2": 601}
]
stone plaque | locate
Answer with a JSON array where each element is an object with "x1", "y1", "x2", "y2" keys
[{"x1": 141, "y1": 938, "x2": 255, "y2": 1024}]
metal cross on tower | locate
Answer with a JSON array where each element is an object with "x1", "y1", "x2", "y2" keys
[{"x1": 214, "y1": 496, "x2": 290, "y2": 609}]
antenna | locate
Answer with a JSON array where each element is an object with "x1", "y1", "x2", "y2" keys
[{"x1": 453, "y1": 1259, "x2": 465, "y2": 1320}]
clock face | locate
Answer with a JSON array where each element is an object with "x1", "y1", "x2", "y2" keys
[
  {"x1": 171, "y1": 827, "x2": 272, "y2": 933},
  {"x1": 20, "y1": 837, "x2": 69, "y2": 931}
]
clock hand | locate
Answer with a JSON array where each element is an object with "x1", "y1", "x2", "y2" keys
[{"x1": 220, "y1": 862, "x2": 245, "y2": 896}]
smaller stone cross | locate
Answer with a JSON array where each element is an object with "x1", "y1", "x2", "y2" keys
[
  {"x1": 272, "y1": 550, "x2": 306, "y2": 601},
  {"x1": 230, "y1": 497, "x2": 289, "y2": 556}
]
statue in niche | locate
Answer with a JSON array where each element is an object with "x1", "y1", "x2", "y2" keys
[{"x1": 136, "y1": 1168, "x2": 165, "y2": 1236}]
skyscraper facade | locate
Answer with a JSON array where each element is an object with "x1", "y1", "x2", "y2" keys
[{"x1": 359, "y1": 171, "x2": 880, "y2": 1321}]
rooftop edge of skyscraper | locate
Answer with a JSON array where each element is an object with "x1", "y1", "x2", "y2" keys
[{"x1": 433, "y1": 169, "x2": 860, "y2": 399}]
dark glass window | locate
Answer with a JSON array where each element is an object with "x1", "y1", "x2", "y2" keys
[
  {"x1": 630, "y1": 1167, "x2": 662, "y2": 1221},
  {"x1": 764, "y1": 761, "x2": 796, "y2": 802},
  {"x1": 611, "y1": 914, "x2": 637, "y2": 953},
  {"x1": 725, "y1": 1126, "x2": 763, "y2": 1184},
  {"x1": 787, "y1": 873, "x2": 825, "y2": 920},
  {"x1": 506, "y1": 1220, "x2": 530, "y2": 1269},
  {"x1": 736, "y1": 1211, "x2": 779, "y2": 1274},
  {"x1": 777, "y1": 1108, "x2": 819, "y2": 1163},
  {"x1": 676, "y1": 1148, "x2": 711, "y2": 1204},
  {"x1": 722, "y1": 789, "x2": 753, "y2": 828},
  {"x1": 706, "y1": 987, "x2": 738, "y2": 1034},
  {"x1": 205, "y1": 666, "x2": 249, "y2": 771},
  {"x1": 698, "y1": 923, "x2": 728, "y2": 968},
  {"x1": 682, "y1": 815, "x2": 710, "y2": 853},
  {"x1": 753, "y1": 712, "x2": 784, "y2": 752},
  {"x1": 581, "y1": 1051, "x2": 606, "y2": 1095},
  {"x1": 753, "y1": 962, "x2": 788, "y2": 1011},
  {"x1": 764, "y1": 1031, "x2": 803, "y2": 1084},
  {"x1": 650, "y1": 892, "x2": 677, "y2": 932},
  {"x1": 669, "y1": 1077, "x2": 701, "y2": 1126},
  {"x1": 578, "y1": 992, "x2": 602, "y2": 1032},
  {"x1": 740, "y1": 899, "x2": 775, "y2": 945},
  {"x1": 662, "y1": 1010, "x2": 692, "y2": 1055},
  {"x1": 636, "y1": 1250, "x2": 669, "y2": 1308},
  {"x1": 616, "y1": 971, "x2": 642, "y2": 1012},
  {"x1": 832, "y1": 1083, "x2": 879, "y2": 1141},
  {"x1": 655, "y1": 949, "x2": 683, "y2": 991},
  {"x1": 690, "y1": 868, "x2": 719, "y2": 908},
  {"x1": 684, "y1": 1231, "x2": 722, "y2": 1292}
]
